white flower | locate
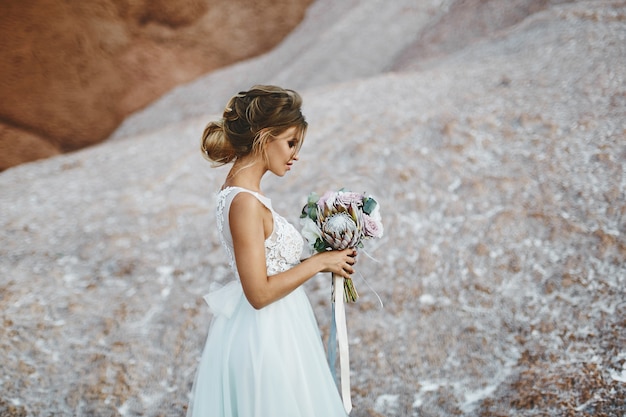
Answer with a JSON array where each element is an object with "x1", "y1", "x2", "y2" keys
[{"x1": 300, "y1": 217, "x2": 322, "y2": 248}]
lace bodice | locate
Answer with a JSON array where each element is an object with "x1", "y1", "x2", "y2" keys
[{"x1": 216, "y1": 187, "x2": 304, "y2": 276}]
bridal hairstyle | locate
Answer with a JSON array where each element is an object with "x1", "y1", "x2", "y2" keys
[{"x1": 201, "y1": 85, "x2": 307, "y2": 167}]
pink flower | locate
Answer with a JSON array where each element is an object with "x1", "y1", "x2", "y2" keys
[
  {"x1": 335, "y1": 191, "x2": 364, "y2": 208},
  {"x1": 362, "y1": 214, "x2": 383, "y2": 238},
  {"x1": 317, "y1": 190, "x2": 337, "y2": 211}
]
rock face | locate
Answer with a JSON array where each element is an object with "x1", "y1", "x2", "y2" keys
[
  {"x1": 391, "y1": 0, "x2": 576, "y2": 69},
  {"x1": 0, "y1": 0, "x2": 313, "y2": 170},
  {"x1": 1, "y1": 1, "x2": 625, "y2": 416}
]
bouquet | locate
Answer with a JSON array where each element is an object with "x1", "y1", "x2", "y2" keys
[
  {"x1": 300, "y1": 189, "x2": 384, "y2": 302},
  {"x1": 300, "y1": 189, "x2": 383, "y2": 413}
]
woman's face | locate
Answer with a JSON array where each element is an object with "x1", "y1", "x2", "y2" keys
[{"x1": 264, "y1": 126, "x2": 301, "y2": 176}]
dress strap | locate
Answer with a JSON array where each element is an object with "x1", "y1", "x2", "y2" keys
[{"x1": 220, "y1": 186, "x2": 273, "y2": 212}]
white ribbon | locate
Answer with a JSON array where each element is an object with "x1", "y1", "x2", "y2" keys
[{"x1": 333, "y1": 274, "x2": 352, "y2": 414}]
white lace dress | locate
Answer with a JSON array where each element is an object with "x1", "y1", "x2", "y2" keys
[{"x1": 186, "y1": 187, "x2": 347, "y2": 417}]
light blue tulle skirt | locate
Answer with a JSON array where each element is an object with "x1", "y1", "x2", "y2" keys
[{"x1": 186, "y1": 281, "x2": 348, "y2": 417}]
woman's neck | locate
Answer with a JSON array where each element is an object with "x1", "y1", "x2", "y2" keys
[{"x1": 223, "y1": 157, "x2": 265, "y2": 192}]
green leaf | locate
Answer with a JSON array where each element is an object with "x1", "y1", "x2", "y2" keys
[
  {"x1": 301, "y1": 200, "x2": 319, "y2": 221},
  {"x1": 314, "y1": 238, "x2": 327, "y2": 252},
  {"x1": 307, "y1": 192, "x2": 319, "y2": 205},
  {"x1": 363, "y1": 197, "x2": 377, "y2": 215}
]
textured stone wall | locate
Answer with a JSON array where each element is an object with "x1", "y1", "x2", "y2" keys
[{"x1": 0, "y1": 0, "x2": 313, "y2": 170}]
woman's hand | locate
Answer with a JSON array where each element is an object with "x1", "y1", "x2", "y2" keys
[{"x1": 315, "y1": 248, "x2": 357, "y2": 279}]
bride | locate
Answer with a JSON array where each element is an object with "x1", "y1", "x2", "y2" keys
[{"x1": 186, "y1": 85, "x2": 355, "y2": 417}]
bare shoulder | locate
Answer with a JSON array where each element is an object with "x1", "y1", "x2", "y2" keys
[
  {"x1": 229, "y1": 192, "x2": 269, "y2": 243},
  {"x1": 230, "y1": 192, "x2": 262, "y2": 212},
  {"x1": 229, "y1": 192, "x2": 267, "y2": 224}
]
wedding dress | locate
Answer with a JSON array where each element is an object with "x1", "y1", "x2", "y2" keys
[{"x1": 186, "y1": 186, "x2": 347, "y2": 417}]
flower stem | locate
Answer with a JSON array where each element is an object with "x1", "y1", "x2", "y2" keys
[{"x1": 344, "y1": 278, "x2": 359, "y2": 303}]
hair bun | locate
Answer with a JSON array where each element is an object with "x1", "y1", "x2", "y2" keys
[{"x1": 201, "y1": 85, "x2": 307, "y2": 166}]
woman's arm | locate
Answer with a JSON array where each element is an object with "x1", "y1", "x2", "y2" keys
[{"x1": 229, "y1": 193, "x2": 356, "y2": 309}]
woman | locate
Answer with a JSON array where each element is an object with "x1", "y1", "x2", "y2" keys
[{"x1": 186, "y1": 85, "x2": 355, "y2": 416}]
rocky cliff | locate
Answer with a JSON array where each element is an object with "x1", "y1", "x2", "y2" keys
[{"x1": 0, "y1": 0, "x2": 312, "y2": 170}]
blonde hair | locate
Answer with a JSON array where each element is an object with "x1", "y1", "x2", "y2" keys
[{"x1": 201, "y1": 85, "x2": 307, "y2": 167}]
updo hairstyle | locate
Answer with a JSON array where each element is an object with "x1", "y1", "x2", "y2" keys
[{"x1": 201, "y1": 85, "x2": 307, "y2": 166}]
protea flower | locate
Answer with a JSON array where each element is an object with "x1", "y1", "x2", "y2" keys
[
  {"x1": 318, "y1": 206, "x2": 362, "y2": 303},
  {"x1": 320, "y1": 212, "x2": 360, "y2": 250}
]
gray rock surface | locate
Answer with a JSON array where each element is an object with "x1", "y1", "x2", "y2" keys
[{"x1": 1, "y1": 1, "x2": 625, "y2": 416}]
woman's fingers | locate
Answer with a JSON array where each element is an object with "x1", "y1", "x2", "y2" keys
[
  {"x1": 344, "y1": 250, "x2": 356, "y2": 268},
  {"x1": 320, "y1": 249, "x2": 358, "y2": 277},
  {"x1": 344, "y1": 250, "x2": 357, "y2": 275}
]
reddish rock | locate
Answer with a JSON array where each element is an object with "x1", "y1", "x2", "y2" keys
[{"x1": 0, "y1": 0, "x2": 312, "y2": 170}]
